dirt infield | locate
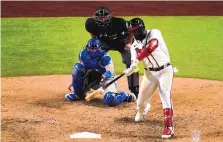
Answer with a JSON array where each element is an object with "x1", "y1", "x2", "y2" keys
[
  {"x1": 2, "y1": 75, "x2": 223, "y2": 141},
  {"x1": 2, "y1": 1, "x2": 223, "y2": 17}
]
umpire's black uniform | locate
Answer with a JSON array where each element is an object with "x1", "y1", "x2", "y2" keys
[{"x1": 85, "y1": 8, "x2": 139, "y2": 97}]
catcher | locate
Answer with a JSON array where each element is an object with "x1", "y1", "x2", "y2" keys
[
  {"x1": 123, "y1": 18, "x2": 175, "y2": 138},
  {"x1": 65, "y1": 38, "x2": 136, "y2": 107}
]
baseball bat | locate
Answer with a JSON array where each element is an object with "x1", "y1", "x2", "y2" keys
[{"x1": 85, "y1": 73, "x2": 125, "y2": 101}]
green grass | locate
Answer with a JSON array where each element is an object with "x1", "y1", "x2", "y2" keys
[{"x1": 1, "y1": 16, "x2": 223, "y2": 80}]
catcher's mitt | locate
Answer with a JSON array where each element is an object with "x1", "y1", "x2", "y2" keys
[{"x1": 83, "y1": 69, "x2": 103, "y2": 92}]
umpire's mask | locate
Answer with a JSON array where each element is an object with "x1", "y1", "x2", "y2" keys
[{"x1": 93, "y1": 7, "x2": 112, "y2": 27}]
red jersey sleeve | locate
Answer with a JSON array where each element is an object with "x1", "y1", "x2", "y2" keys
[{"x1": 136, "y1": 38, "x2": 158, "y2": 61}]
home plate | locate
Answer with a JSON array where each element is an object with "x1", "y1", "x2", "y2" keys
[{"x1": 70, "y1": 132, "x2": 102, "y2": 139}]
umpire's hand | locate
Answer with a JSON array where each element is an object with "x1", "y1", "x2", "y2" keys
[{"x1": 125, "y1": 43, "x2": 132, "y2": 50}]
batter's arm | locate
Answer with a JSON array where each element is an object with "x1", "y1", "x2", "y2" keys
[
  {"x1": 137, "y1": 29, "x2": 163, "y2": 61},
  {"x1": 123, "y1": 39, "x2": 142, "y2": 76},
  {"x1": 137, "y1": 38, "x2": 158, "y2": 61}
]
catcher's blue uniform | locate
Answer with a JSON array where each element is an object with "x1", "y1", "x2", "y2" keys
[{"x1": 65, "y1": 38, "x2": 136, "y2": 106}]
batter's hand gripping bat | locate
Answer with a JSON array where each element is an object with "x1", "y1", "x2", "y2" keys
[{"x1": 85, "y1": 73, "x2": 125, "y2": 101}]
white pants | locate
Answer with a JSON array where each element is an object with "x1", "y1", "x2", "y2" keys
[{"x1": 137, "y1": 65, "x2": 173, "y2": 113}]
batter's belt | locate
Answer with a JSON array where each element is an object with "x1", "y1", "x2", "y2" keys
[{"x1": 145, "y1": 63, "x2": 171, "y2": 72}]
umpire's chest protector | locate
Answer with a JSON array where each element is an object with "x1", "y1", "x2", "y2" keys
[{"x1": 88, "y1": 18, "x2": 129, "y2": 45}]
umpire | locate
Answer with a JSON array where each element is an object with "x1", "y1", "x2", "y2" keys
[{"x1": 85, "y1": 6, "x2": 139, "y2": 97}]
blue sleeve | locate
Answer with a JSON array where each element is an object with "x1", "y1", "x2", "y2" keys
[
  {"x1": 99, "y1": 55, "x2": 113, "y2": 79},
  {"x1": 78, "y1": 49, "x2": 84, "y2": 63},
  {"x1": 103, "y1": 71, "x2": 112, "y2": 79},
  {"x1": 99, "y1": 55, "x2": 111, "y2": 67}
]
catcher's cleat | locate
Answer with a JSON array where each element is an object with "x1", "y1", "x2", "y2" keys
[
  {"x1": 135, "y1": 103, "x2": 151, "y2": 122},
  {"x1": 65, "y1": 93, "x2": 79, "y2": 101},
  {"x1": 162, "y1": 126, "x2": 174, "y2": 139},
  {"x1": 125, "y1": 92, "x2": 137, "y2": 102}
]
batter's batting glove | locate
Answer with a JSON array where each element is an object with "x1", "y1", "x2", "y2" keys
[{"x1": 123, "y1": 59, "x2": 139, "y2": 76}]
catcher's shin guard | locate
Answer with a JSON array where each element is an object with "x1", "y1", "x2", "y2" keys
[
  {"x1": 104, "y1": 92, "x2": 125, "y2": 107},
  {"x1": 72, "y1": 63, "x2": 86, "y2": 99},
  {"x1": 104, "y1": 91, "x2": 135, "y2": 107},
  {"x1": 162, "y1": 108, "x2": 174, "y2": 138}
]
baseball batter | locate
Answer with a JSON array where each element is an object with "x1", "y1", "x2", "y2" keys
[
  {"x1": 85, "y1": 7, "x2": 140, "y2": 98},
  {"x1": 65, "y1": 38, "x2": 136, "y2": 107},
  {"x1": 123, "y1": 18, "x2": 174, "y2": 138}
]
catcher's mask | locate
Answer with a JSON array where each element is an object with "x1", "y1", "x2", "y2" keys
[
  {"x1": 86, "y1": 38, "x2": 101, "y2": 58},
  {"x1": 94, "y1": 7, "x2": 112, "y2": 27},
  {"x1": 129, "y1": 18, "x2": 146, "y2": 40}
]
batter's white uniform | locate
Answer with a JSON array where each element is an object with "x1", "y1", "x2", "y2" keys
[{"x1": 130, "y1": 29, "x2": 173, "y2": 113}]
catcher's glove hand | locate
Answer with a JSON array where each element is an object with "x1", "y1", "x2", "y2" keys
[{"x1": 83, "y1": 69, "x2": 103, "y2": 91}]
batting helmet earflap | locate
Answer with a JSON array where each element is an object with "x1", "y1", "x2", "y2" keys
[
  {"x1": 93, "y1": 6, "x2": 112, "y2": 27},
  {"x1": 129, "y1": 18, "x2": 145, "y2": 32}
]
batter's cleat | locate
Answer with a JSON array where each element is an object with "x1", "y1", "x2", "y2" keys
[
  {"x1": 162, "y1": 126, "x2": 174, "y2": 139},
  {"x1": 162, "y1": 108, "x2": 174, "y2": 138},
  {"x1": 125, "y1": 92, "x2": 137, "y2": 102},
  {"x1": 135, "y1": 103, "x2": 151, "y2": 122},
  {"x1": 65, "y1": 93, "x2": 79, "y2": 101}
]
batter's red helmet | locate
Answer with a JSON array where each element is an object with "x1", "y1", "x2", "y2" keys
[{"x1": 129, "y1": 18, "x2": 145, "y2": 32}]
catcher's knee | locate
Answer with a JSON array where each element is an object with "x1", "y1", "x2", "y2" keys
[
  {"x1": 104, "y1": 92, "x2": 115, "y2": 106},
  {"x1": 72, "y1": 63, "x2": 85, "y2": 79}
]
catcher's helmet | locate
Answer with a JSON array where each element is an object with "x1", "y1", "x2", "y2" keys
[
  {"x1": 86, "y1": 38, "x2": 101, "y2": 52},
  {"x1": 94, "y1": 7, "x2": 112, "y2": 27},
  {"x1": 129, "y1": 18, "x2": 145, "y2": 32},
  {"x1": 86, "y1": 38, "x2": 102, "y2": 58}
]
